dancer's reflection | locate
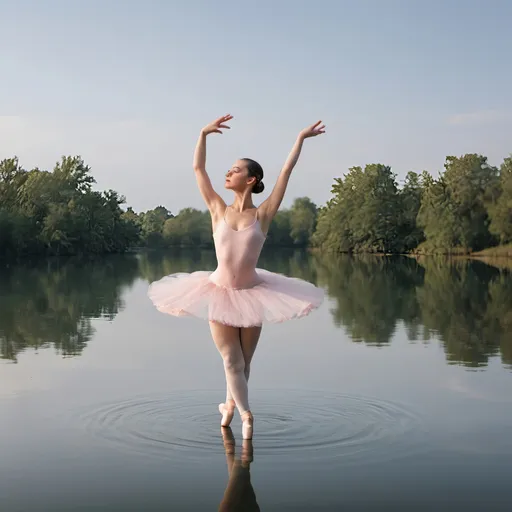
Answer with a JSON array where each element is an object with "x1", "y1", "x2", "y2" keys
[{"x1": 219, "y1": 427, "x2": 260, "y2": 511}]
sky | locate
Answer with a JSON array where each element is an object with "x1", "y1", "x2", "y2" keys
[{"x1": 1, "y1": 0, "x2": 511, "y2": 213}]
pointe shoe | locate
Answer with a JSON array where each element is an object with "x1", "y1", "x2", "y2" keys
[
  {"x1": 242, "y1": 411, "x2": 254, "y2": 440},
  {"x1": 218, "y1": 402, "x2": 235, "y2": 427}
]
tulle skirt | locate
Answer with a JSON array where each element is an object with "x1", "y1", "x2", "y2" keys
[{"x1": 147, "y1": 268, "x2": 324, "y2": 328}]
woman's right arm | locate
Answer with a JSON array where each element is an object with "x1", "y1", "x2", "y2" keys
[{"x1": 193, "y1": 114, "x2": 232, "y2": 214}]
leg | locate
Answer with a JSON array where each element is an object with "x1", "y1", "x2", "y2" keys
[
  {"x1": 224, "y1": 325, "x2": 261, "y2": 399},
  {"x1": 210, "y1": 321, "x2": 250, "y2": 417},
  {"x1": 240, "y1": 325, "x2": 262, "y2": 384},
  {"x1": 238, "y1": 325, "x2": 262, "y2": 439},
  {"x1": 219, "y1": 325, "x2": 262, "y2": 427}
]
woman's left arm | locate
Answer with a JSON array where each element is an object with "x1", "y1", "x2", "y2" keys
[{"x1": 259, "y1": 121, "x2": 325, "y2": 222}]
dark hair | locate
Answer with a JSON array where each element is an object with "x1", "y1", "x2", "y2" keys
[{"x1": 242, "y1": 158, "x2": 265, "y2": 194}]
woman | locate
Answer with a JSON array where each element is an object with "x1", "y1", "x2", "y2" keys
[{"x1": 148, "y1": 114, "x2": 325, "y2": 440}]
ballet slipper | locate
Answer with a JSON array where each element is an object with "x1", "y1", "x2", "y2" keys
[
  {"x1": 218, "y1": 401, "x2": 235, "y2": 427},
  {"x1": 242, "y1": 411, "x2": 254, "y2": 440}
]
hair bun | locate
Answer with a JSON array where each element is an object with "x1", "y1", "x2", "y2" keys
[{"x1": 253, "y1": 180, "x2": 265, "y2": 194}]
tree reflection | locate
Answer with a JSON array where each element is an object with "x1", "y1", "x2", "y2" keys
[
  {"x1": 315, "y1": 254, "x2": 423, "y2": 346},
  {"x1": 315, "y1": 252, "x2": 512, "y2": 368},
  {"x1": 137, "y1": 247, "x2": 319, "y2": 285},
  {"x1": 415, "y1": 258, "x2": 503, "y2": 367},
  {"x1": 4, "y1": 248, "x2": 510, "y2": 369},
  {"x1": 0, "y1": 255, "x2": 138, "y2": 361}
]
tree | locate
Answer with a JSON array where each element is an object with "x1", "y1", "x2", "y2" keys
[
  {"x1": 488, "y1": 156, "x2": 512, "y2": 244},
  {"x1": 163, "y1": 208, "x2": 211, "y2": 247},
  {"x1": 311, "y1": 164, "x2": 403, "y2": 253},
  {"x1": 267, "y1": 210, "x2": 293, "y2": 246},
  {"x1": 417, "y1": 154, "x2": 499, "y2": 253},
  {"x1": 398, "y1": 171, "x2": 425, "y2": 250},
  {"x1": 0, "y1": 156, "x2": 141, "y2": 258},
  {"x1": 289, "y1": 197, "x2": 318, "y2": 246}
]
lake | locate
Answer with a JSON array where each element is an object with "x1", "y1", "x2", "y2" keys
[{"x1": 1, "y1": 250, "x2": 511, "y2": 511}]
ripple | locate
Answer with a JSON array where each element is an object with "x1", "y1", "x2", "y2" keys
[{"x1": 77, "y1": 389, "x2": 429, "y2": 465}]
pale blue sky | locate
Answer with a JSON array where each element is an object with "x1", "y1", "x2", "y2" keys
[{"x1": 1, "y1": 0, "x2": 511, "y2": 212}]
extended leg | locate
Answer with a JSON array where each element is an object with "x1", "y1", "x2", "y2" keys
[
  {"x1": 226, "y1": 325, "x2": 261, "y2": 399},
  {"x1": 210, "y1": 321, "x2": 250, "y2": 417},
  {"x1": 219, "y1": 325, "x2": 262, "y2": 427}
]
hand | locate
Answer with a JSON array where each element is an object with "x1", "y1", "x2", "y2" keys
[
  {"x1": 201, "y1": 114, "x2": 233, "y2": 135},
  {"x1": 300, "y1": 120, "x2": 326, "y2": 139}
]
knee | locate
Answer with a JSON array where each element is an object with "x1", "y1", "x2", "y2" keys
[{"x1": 223, "y1": 354, "x2": 245, "y2": 374}]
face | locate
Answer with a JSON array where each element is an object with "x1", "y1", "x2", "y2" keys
[{"x1": 224, "y1": 160, "x2": 256, "y2": 191}]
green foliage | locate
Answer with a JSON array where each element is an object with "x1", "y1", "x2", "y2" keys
[
  {"x1": 289, "y1": 197, "x2": 318, "y2": 245},
  {"x1": 266, "y1": 198, "x2": 318, "y2": 247},
  {"x1": 0, "y1": 156, "x2": 139, "y2": 258},
  {"x1": 314, "y1": 153, "x2": 510, "y2": 255},
  {"x1": 163, "y1": 208, "x2": 212, "y2": 247},
  {"x1": 2, "y1": 150, "x2": 511, "y2": 258},
  {"x1": 417, "y1": 154, "x2": 499, "y2": 253},
  {"x1": 311, "y1": 164, "x2": 407, "y2": 253},
  {"x1": 488, "y1": 156, "x2": 512, "y2": 244},
  {"x1": 399, "y1": 171, "x2": 425, "y2": 250}
]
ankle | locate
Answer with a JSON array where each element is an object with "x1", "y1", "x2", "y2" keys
[
  {"x1": 242, "y1": 411, "x2": 253, "y2": 423},
  {"x1": 225, "y1": 399, "x2": 235, "y2": 409}
]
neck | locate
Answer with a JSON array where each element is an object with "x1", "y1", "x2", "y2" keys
[{"x1": 230, "y1": 191, "x2": 255, "y2": 212}]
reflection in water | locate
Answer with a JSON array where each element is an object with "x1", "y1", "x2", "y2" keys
[
  {"x1": 1, "y1": 249, "x2": 511, "y2": 369},
  {"x1": 136, "y1": 246, "x2": 319, "y2": 285},
  {"x1": 416, "y1": 258, "x2": 512, "y2": 368},
  {"x1": 315, "y1": 254, "x2": 424, "y2": 346},
  {"x1": 219, "y1": 428, "x2": 259, "y2": 512},
  {"x1": 0, "y1": 255, "x2": 139, "y2": 361},
  {"x1": 315, "y1": 253, "x2": 512, "y2": 368}
]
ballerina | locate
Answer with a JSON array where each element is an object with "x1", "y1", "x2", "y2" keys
[{"x1": 148, "y1": 114, "x2": 325, "y2": 439}]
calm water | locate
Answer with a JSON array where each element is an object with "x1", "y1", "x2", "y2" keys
[{"x1": 1, "y1": 250, "x2": 512, "y2": 511}]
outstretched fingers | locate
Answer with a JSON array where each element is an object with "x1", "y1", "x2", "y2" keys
[
  {"x1": 213, "y1": 114, "x2": 233, "y2": 134},
  {"x1": 216, "y1": 114, "x2": 233, "y2": 123}
]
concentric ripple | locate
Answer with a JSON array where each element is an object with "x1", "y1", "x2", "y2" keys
[{"x1": 77, "y1": 389, "x2": 429, "y2": 465}]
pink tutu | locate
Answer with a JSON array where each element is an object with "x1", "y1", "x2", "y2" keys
[{"x1": 147, "y1": 268, "x2": 324, "y2": 328}]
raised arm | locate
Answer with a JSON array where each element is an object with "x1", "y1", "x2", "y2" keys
[
  {"x1": 193, "y1": 114, "x2": 233, "y2": 213},
  {"x1": 260, "y1": 120, "x2": 325, "y2": 220}
]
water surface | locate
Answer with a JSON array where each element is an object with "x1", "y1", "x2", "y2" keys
[{"x1": 1, "y1": 250, "x2": 511, "y2": 511}]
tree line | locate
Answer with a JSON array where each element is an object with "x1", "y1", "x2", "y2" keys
[
  {"x1": 0, "y1": 156, "x2": 139, "y2": 257},
  {"x1": 1, "y1": 152, "x2": 511, "y2": 258},
  {"x1": 312, "y1": 154, "x2": 512, "y2": 254}
]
